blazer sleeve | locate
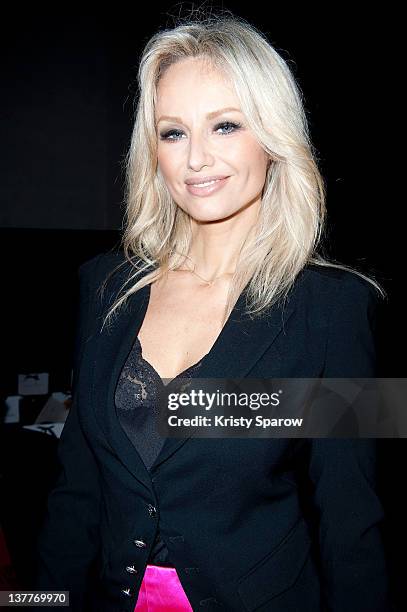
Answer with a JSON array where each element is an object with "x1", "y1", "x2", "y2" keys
[
  {"x1": 34, "y1": 255, "x2": 103, "y2": 611},
  {"x1": 309, "y1": 273, "x2": 393, "y2": 611}
]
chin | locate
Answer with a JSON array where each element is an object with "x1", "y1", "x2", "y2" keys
[
  {"x1": 176, "y1": 199, "x2": 238, "y2": 221},
  {"x1": 192, "y1": 211, "x2": 238, "y2": 224}
]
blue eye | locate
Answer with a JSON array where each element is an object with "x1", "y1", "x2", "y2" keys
[
  {"x1": 159, "y1": 121, "x2": 242, "y2": 141},
  {"x1": 215, "y1": 121, "x2": 242, "y2": 135},
  {"x1": 160, "y1": 128, "x2": 184, "y2": 141}
]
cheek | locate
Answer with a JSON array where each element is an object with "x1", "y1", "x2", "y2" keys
[
  {"x1": 157, "y1": 146, "x2": 178, "y2": 178},
  {"x1": 234, "y1": 146, "x2": 268, "y2": 184},
  {"x1": 248, "y1": 142, "x2": 269, "y2": 172},
  {"x1": 231, "y1": 138, "x2": 267, "y2": 167},
  {"x1": 157, "y1": 152, "x2": 183, "y2": 198}
]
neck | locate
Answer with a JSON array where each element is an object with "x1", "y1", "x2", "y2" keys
[{"x1": 185, "y1": 201, "x2": 259, "y2": 277}]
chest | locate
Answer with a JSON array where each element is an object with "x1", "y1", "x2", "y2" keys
[{"x1": 137, "y1": 279, "x2": 232, "y2": 379}]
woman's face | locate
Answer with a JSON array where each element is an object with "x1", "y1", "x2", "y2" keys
[{"x1": 155, "y1": 57, "x2": 270, "y2": 222}]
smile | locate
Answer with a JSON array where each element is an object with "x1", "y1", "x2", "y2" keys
[
  {"x1": 185, "y1": 176, "x2": 230, "y2": 197},
  {"x1": 193, "y1": 179, "x2": 222, "y2": 187}
]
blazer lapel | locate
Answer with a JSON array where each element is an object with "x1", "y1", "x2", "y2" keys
[
  {"x1": 92, "y1": 268, "x2": 155, "y2": 492},
  {"x1": 92, "y1": 261, "x2": 296, "y2": 491}
]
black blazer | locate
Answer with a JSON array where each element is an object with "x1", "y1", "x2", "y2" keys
[{"x1": 35, "y1": 251, "x2": 392, "y2": 612}]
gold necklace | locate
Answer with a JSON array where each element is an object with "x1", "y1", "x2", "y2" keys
[{"x1": 182, "y1": 255, "x2": 236, "y2": 286}]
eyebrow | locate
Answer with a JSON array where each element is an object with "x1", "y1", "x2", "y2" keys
[{"x1": 156, "y1": 107, "x2": 242, "y2": 125}]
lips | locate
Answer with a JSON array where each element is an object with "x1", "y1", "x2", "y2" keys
[
  {"x1": 185, "y1": 175, "x2": 229, "y2": 185},
  {"x1": 185, "y1": 176, "x2": 230, "y2": 197},
  {"x1": 190, "y1": 178, "x2": 223, "y2": 187}
]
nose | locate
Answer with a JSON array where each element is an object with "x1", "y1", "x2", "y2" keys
[{"x1": 187, "y1": 132, "x2": 214, "y2": 171}]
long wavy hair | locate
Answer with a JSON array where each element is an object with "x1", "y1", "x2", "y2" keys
[{"x1": 100, "y1": 10, "x2": 385, "y2": 331}]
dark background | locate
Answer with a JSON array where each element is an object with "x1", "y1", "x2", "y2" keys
[{"x1": 0, "y1": 3, "x2": 404, "y2": 609}]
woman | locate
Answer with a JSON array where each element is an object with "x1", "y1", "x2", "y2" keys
[{"x1": 35, "y1": 12, "x2": 392, "y2": 612}]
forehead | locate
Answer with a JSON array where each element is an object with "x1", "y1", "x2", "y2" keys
[{"x1": 155, "y1": 57, "x2": 236, "y2": 114}]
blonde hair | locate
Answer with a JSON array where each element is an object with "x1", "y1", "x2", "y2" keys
[{"x1": 100, "y1": 9, "x2": 385, "y2": 331}]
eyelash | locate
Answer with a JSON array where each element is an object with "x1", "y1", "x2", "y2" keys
[{"x1": 159, "y1": 121, "x2": 242, "y2": 142}]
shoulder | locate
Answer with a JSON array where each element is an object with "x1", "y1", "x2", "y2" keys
[
  {"x1": 293, "y1": 262, "x2": 381, "y2": 310},
  {"x1": 77, "y1": 250, "x2": 152, "y2": 317},
  {"x1": 299, "y1": 265, "x2": 383, "y2": 376},
  {"x1": 77, "y1": 249, "x2": 146, "y2": 295},
  {"x1": 78, "y1": 248, "x2": 127, "y2": 282}
]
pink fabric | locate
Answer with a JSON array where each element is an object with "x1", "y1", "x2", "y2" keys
[{"x1": 134, "y1": 564, "x2": 193, "y2": 611}]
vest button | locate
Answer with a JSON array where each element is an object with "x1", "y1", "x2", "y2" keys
[
  {"x1": 134, "y1": 539, "x2": 147, "y2": 548},
  {"x1": 147, "y1": 504, "x2": 157, "y2": 518}
]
